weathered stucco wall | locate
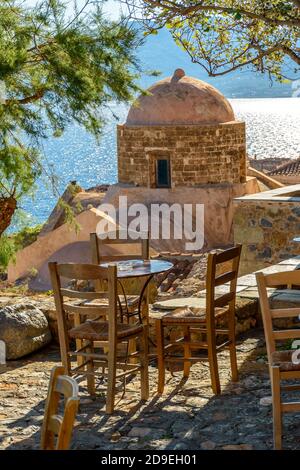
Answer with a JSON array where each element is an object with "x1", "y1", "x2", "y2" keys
[
  {"x1": 233, "y1": 186, "x2": 300, "y2": 275},
  {"x1": 117, "y1": 122, "x2": 247, "y2": 187},
  {"x1": 104, "y1": 177, "x2": 260, "y2": 253},
  {"x1": 8, "y1": 208, "x2": 121, "y2": 284}
]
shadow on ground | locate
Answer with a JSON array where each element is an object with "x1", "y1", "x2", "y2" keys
[{"x1": 2, "y1": 328, "x2": 300, "y2": 450}]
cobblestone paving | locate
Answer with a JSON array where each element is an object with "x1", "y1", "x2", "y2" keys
[{"x1": 1, "y1": 329, "x2": 300, "y2": 450}]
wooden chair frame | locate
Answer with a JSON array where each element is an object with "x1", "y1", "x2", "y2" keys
[
  {"x1": 90, "y1": 229, "x2": 149, "y2": 265},
  {"x1": 156, "y1": 244, "x2": 242, "y2": 395},
  {"x1": 90, "y1": 230, "x2": 150, "y2": 321},
  {"x1": 49, "y1": 262, "x2": 149, "y2": 414},
  {"x1": 41, "y1": 365, "x2": 79, "y2": 450},
  {"x1": 256, "y1": 269, "x2": 300, "y2": 449},
  {"x1": 90, "y1": 230, "x2": 150, "y2": 361}
]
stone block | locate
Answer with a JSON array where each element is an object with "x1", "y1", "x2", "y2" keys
[{"x1": 0, "y1": 303, "x2": 52, "y2": 359}]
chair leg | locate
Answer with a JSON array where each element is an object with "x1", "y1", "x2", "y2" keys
[
  {"x1": 183, "y1": 326, "x2": 191, "y2": 378},
  {"x1": 85, "y1": 342, "x2": 96, "y2": 396},
  {"x1": 207, "y1": 329, "x2": 221, "y2": 395},
  {"x1": 140, "y1": 327, "x2": 149, "y2": 401},
  {"x1": 228, "y1": 312, "x2": 238, "y2": 382},
  {"x1": 106, "y1": 341, "x2": 117, "y2": 414},
  {"x1": 271, "y1": 366, "x2": 282, "y2": 450},
  {"x1": 58, "y1": 333, "x2": 71, "y2": 377},
  {"x1": 156, "y1": 319, "x2": 165, "y2": 394},
  {"x1": 73, "y1": 313, "x2": 84, "y2": 368},
  {"x1": 128, "y1": 313, "x2": 138, "y2": 365}
]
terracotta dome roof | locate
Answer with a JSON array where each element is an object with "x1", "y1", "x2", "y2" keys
[{"x1": 126, "y1": 69, "x2": 235, "y2": 126}]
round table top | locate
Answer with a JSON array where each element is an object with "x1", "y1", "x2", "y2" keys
[{"x1": 99, "y1": 259, "x2": 173, "y2": 279}]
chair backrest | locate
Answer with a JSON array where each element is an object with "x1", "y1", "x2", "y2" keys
[
  {"x1": 41, "y1": 365, "x2": 79, "y2": 450},
  {"x1": 90, "y1": 229, "x2": 149, "y2": 264},
  {"x1": 256, "y1": 270, "x2": 300, "y2": 362},
  {"x1": 205, "y1": 245, "x2": 242, "y2": 322},
  {"x1": 48, "y1": 262, "x2": 118, "y2": 370}
]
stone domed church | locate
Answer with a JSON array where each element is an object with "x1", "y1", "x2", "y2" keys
[{"x1": 118, "y1": 68, "x2": 246, "y2": 188}]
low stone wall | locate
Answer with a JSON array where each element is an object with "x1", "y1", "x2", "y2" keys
[
  {"x1": 0, "y1": 292, "x2": 259, "y2": 349},
  {"x1": 233, "y1": 185, "x2": 300, "y2": 275}
]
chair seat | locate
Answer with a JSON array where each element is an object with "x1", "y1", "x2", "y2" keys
[
  {"x1": 68, "y1": 320, "x2": 143, "y2": 341},
  {"x1": 158, "y1": 306, "x2": 229, "y2": 324},
  {"x1": 272, "y1": 350, "x2": 300, "y2": 372}
]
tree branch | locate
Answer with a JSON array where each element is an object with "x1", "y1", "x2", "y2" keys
[
  {"x1": 178, "y1": 42, "x2": 297, "y2": 78},
  {"x1": 281, "y1": 46, "x2": 300, "y2": 65},
  {"x1": 5, "y1": 89, "x2": 45, "y2": 105},
  {"x1": 143, "y1": 0, "x2": 300, "y2": 27}
]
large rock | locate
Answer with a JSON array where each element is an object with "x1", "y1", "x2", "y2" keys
[{"x1": 0, "y1": 303, "x2": 51, "y2": 359}]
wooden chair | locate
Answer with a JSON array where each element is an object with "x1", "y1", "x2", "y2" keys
[
  {"x1": 256, "y1": 269, "x2": 300, "y2": 449},
  {"x1": 155, "y1": 245, "x2": 242, "y2": 395},
  {"x1": 90, "y1": 230, "x2": 149, "y2": 323},
  {"x1": 41, "y1": 365, "x2": 79, "y2": 450},
  {"x1": 48, "y1": 262, "x2": 149, "y2": 414}
]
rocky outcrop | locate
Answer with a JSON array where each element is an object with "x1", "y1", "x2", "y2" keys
[{"x1": 0, "y1": 303, "x2": 51, "y2": 359}]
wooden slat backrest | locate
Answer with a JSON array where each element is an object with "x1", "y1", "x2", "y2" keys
[
  {"x1": 90, "y1": 230, "x2": 150, "y2": 264},
  {"x1": 271, "y1": 308, "x2": 300, "y2": 319},
  {"x1": 48, "y1": 262, "x2": 118, "y2": 364},
  {"x1": 256, "y1": 270, "x2": 300, "y2": 360},
  {"x1": 55, "y1": 374, "x2": 78, "y2": 398},
  {"x1": 56, "y1": 263, "x2": 109, "y2": 280},
  {"x1": 63, "y1": 303, "x2": 108, "y2": 316},
  {"x1": 90, "y1": 230, "x2": 149, "y2": 292},
  {"x1": 214, "y1": 245, "x2": 242, "y2": 264},
  {"x1": 60, "y1": 289, "x2": 108, "y2": 300},
  {"x1": 49, "y1": 263, "x2": 110, "y2": 306},
  {"x1": 262, "y1": 269, "x2": 300, "y2": 288},
  {"x1": 41, "y1": 366, "x2": 79, "y2": 450},
  {"x1": 214, "y1": 271, "x2": 237, "y2": 287},
  {"x1": 206, "y1": 245, "x2": 242, "y2": 323},
  {"x1": 214, "y1": 292, "x2": 235, "y2": 308}
]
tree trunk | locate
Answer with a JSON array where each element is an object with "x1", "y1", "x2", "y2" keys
[{"x1": 0, "y1": 196, "x2": 17, "y2": 237}]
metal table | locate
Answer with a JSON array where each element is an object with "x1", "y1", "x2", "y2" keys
[{"x1": 99, "y1": 259, "x2": 173, "y2": 323}]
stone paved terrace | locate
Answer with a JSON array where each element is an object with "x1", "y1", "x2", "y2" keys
[
  {"x1": 0, "y1": 332, "x2": 279, "y2": 450},
  {"x1": 2, "y1": 329, "x2": 300, "y2": 450},
  {"x1": 2, "y1": 257, "x2": 300, "y2": 450}
]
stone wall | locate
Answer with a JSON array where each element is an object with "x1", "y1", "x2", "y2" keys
[
  {"x1": 233, "y1": 191, "x2": 300, "y2": 275},
  {"x1": 117, "y1": 122, "x2": 246, "y2": 187}
]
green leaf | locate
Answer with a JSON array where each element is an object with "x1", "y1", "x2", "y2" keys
[{"x1": 0, "y1": 0, "x2": 145, "y2": 234}]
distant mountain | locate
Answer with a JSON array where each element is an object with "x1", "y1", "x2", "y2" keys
[{"x1": 137, "y1": 28, "x2": 295, "y2": 99}]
